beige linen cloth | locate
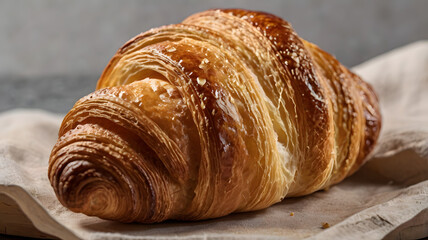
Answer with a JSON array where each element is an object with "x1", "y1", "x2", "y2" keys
[{"x1": 1, "y1": 41, "x2": 427, "y2": 240}]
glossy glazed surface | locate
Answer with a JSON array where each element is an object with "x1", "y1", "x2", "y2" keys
[{"x1": 49, "y1": 9, "x2": 381, "y2": 223}]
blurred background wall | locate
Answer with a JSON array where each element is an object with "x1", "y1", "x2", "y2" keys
[{"x1": 1, "y1": 0, "x2": 427, "y2": 113}]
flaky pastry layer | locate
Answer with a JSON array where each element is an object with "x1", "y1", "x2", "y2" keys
[{"x1": 49, "y1": 9, "x2": 381, "y2": 223}]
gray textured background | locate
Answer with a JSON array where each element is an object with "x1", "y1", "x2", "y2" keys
[{"x1": 1, "y1": 0, "x2": 427, "y2": 113}]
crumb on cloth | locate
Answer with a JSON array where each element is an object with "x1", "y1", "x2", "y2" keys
[{"x1": 322, "y1": 222, "x2": 330, "y2": 229}]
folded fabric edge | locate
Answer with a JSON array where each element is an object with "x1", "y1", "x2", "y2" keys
[
  {"x1": 0, "y1": 108, "x2": 64, "y2": 118},
  {"x1": 385, "y1": 208, "x2": 428, "y2": 240},
  {"x1": 351, "y1": 40, "x2": 428, "y2": 72},
  {"x1": 0, "y1": 185, "x2": 80, "y2": 240},
  {"x1": 88, "y1": 232, "x2": 288, "y2": 240},
  {"x1": 307, "y1": 180, "x2": 428, "y2": 240},
  {"x1": 0, "y1": 185, "x2": 292, "y2": 240}
]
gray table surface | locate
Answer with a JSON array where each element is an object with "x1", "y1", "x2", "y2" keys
[{"x1": 1, "y1": 0, "x2": 427, "y2": 113}]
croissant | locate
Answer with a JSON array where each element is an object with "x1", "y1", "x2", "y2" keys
[{"x1": 48, "y1": 9, "x2": 381, "y2": 223}]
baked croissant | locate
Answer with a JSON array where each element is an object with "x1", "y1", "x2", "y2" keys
[{"x1": 48, "y1": 9, "x2": 381, "y2": 223}]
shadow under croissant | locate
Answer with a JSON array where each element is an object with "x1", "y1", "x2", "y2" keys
[
  {"x1": 78, "y1": 209, "x2": 269, "y2": 235},
  {"x1": 76, "y1": 151, "x2": 416, "y2": 236},
  {"x1": 354, "y1": 149, "x2": 428, "y2": 187}
]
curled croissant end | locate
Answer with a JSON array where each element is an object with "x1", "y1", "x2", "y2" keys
[
  {"x1": 49, "y1": 80, "x2": 195, "y2": 222},
  {"x1": 48, "y1": 9, "x2": 381, "y2": 223}
]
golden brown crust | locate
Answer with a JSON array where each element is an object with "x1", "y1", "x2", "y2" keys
[
  {"x1": 48, "y1": 9, "x2": 381, "y2": 223},
  {"x1": 216, "y1": 9, "x2": 336, "y2": 196}
]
